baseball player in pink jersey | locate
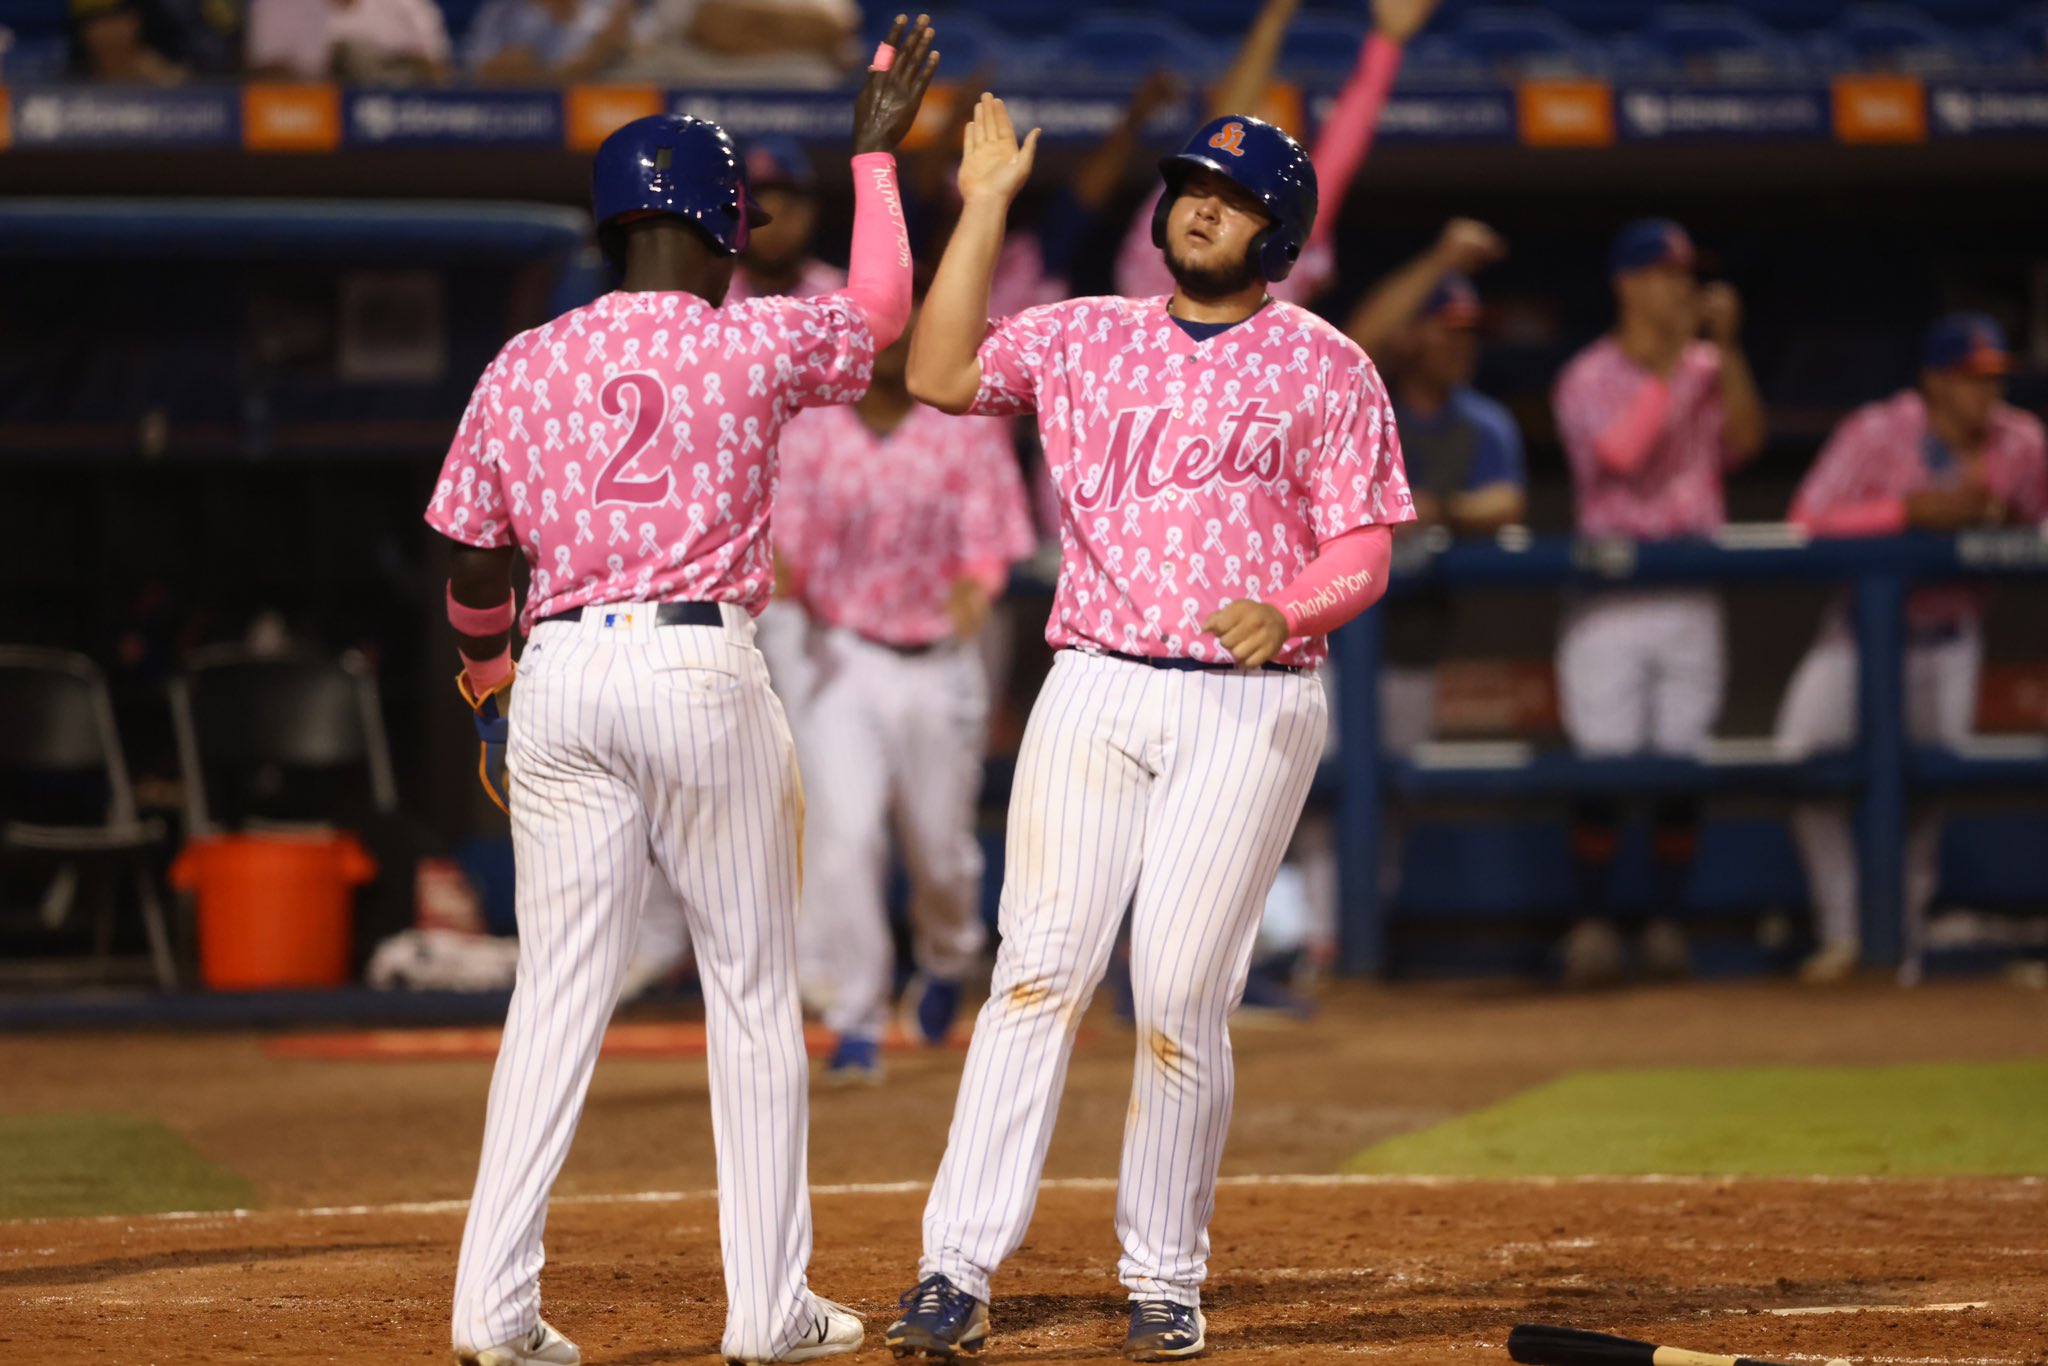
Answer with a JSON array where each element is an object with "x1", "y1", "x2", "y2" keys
[
  {"x1": 1775, "y1": 313, "x2": 2048, "y2": 984},
  {"x1": 430, "y1": 20, "x2": 937, "y2": 1364},
  {"x1": 1550, "y1": 218, "x2": 1767, "y2": 987},
  {"x1": 618, "y1": 133, "x2": 846, "y2": 1006},
  {"x1": 775, "y1": 304, "x2": 1037, "y2": 1079},
  {"x1": 884, "y1": 97, "x2": 1411, "y2": 1362}
]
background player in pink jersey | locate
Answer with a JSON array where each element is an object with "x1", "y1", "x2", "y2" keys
[
  {"x1": 775, "y1": 298, "x2": 1036, "y2": 1081},
  {"x1": 1776, "y1": 313, "x2": 2048, "y2": 984},
  {"x1": 1551, "y1": 218, "x2": 1767, "y2": 987},
  {"x1": 885, "y1": 97, "x2": 1411, "y2": 1361},
  {"x1": 429, "y1": 19, "x2": 936, "y2": 1363}
]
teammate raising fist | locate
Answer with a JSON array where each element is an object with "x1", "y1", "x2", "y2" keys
[
  {"x1": 887, "y1": 94, "x2": 1410, "y2": 1362},
  {"x1": 428, "y1": 17, "x2": 936, "y2": 1365}
]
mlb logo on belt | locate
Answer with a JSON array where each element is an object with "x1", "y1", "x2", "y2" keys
[
  {"x1": 1207, "y1": 121, "x2": 1247, "y2": 156},
  {"x1": 603, "y1": 612, "x2": 634, "y2": 628}
]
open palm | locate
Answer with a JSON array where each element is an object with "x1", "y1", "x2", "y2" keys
[{"x1": 958, "y1": 93, "x2": 1041, "y2": 207}]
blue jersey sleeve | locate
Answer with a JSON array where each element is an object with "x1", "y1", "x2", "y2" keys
[{"x1": 1456, "y1": 389, "x2": 1526, "y2": 491}]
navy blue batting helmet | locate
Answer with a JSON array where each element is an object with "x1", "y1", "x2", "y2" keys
[
  {"x1": 1151, "y1": 114, "x2": 1318, "y2": 283},
  {"x1": 591, "y1": 114, "x2": 770, "y2": 260}
]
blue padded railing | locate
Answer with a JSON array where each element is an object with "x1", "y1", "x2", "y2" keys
[{"x1": 1326, "y1": 528, "x2": 2048, "y2": 974}]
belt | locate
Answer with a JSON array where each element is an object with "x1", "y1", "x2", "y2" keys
[
  {"x1": 546, "y1": 601, "x2": 724, "y2": 627},
  {"x1": 854, "y1": 632, "x2": 948, "y2": 657},
  {"x1": 1094, "y1": 648, "x2": 1304, "y2": 676}
]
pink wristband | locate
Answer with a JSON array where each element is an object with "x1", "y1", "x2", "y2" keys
[
  {"x1": 869, "y1": 41, "x2": 895, "y2": 71},
  {"x1": 447, "y1": 584, "x2": 516, "y2": 636},
  {"x1": 460, "y1": 646, "x2": 514, "y2": 693}
]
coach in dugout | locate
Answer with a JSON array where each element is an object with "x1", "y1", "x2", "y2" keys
[{"x1": 1776, "y1": 313, "x2": 2048, "y2": 985}]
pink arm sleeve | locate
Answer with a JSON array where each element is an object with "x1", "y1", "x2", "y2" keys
[
  {"x1": 1274, "y1": 524, "x2": 1394, "y2": 637},
  {"x1": 844, "y1": 152, "x2": 914, "y2": 350},
  {"x1": 1795, "y1": 496, "x2": 1907, "y2": 538},
  {"x1": 1304, "y1": 34, "x2": 1401, "y2": 254},
  {"x1": 1593, "y1": 377, "x2": 1672, "y2": 477}
]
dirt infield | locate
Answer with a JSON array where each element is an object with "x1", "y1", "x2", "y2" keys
[{"x1": 3, "y1": 981, "x2": 2046, "y2": 1364}]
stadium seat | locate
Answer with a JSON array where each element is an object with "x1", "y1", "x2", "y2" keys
[
  {"x1": 1280, "y1": 12, "x2": 1371, "y2": 81},
  {"x1": 1636, "y1": 5, "x2": 1808, "y2": 79},
  {"x1": 1451, "y1": 7, "x2": 1609, "y2": 79},
  {"x1": 1819, "y1": 4, "x2": 1978, "y2": 73},
  {"x1": 1051, "y1": 11, "x2": 1214, "y2": 81}
]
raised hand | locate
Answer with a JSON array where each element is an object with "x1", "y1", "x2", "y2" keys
[
  {"x1": 1699, "y1": 282, "x2": 1742, "y2": 347},
  {"x1": 958, "y1": 93, "x2": 1041, "y2": 207},
  {"x1": 1202, "y1": 600, "x2": 1291, "y2": 669},
  {"x1": 1436, "y1": 217, "x2": 1507, "y2": 275},
  {"x1": 852, "y1": 14, "x2": 941, "y2": 156}
]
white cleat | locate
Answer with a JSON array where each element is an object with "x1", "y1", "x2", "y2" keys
[
  {"x1": 457, "y1": 1319, "x2": 581, "y2": 1366},
  {"x1": 1799, "y1": 940, "x2": 1860, "y2": 985},
  {"x1": 727, "y1": 1296, "x2": 865, "y2": 1364}
]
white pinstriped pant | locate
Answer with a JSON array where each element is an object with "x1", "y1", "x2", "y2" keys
[
  {"x1": 794, "y1": 625, "x2": 990, "y2": 1041},
  {"x1": 451, "y1": 605, "x2": 818, "y2": 1362},
  {"x1": 919, "y1": 650, "x2": 1328, "y2": 1308}
]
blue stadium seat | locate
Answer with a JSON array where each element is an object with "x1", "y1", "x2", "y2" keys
[
  {"x1": 1052, "y1": 11, "x2": 1214, "y2": 81},
  {"x1": 947, "y1": 0, "x2": 1070, "y2": 38},
  {"x1": 1451, "y1": 7, "x2": 1609, "y2": 79},
  {"x1": 1280, "y1": 12, "x2": 1370, "y2": 81},
  {"x1": 1819, "y1": 4, "x2": 1978, "y2": 73},
  {"x1": 1636, "y1": 5, "x2": 1807, "y2": 79}
]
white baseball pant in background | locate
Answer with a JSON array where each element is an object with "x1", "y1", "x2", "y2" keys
[
  {"x1": 1557, "y1": 589, "x2": 1726, "y2": 755},
  {"x1": 918, "y1": 650, "x2": 1327, "y2": 1308},
  {"x1": 451, "y1": 606, "x2": 821, "y2": 1363},
  {"x1": 1775, "y1": 615, "x2": 1981, "y2": 951},
  {"x1": 793, "y1": 625, "x2": 990, "y2": 1040}
]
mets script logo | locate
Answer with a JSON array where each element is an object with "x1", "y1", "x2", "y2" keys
[
  {"x1": 1208, "y1": 121, "x2": 1248, "y2": 156},
  {"x1": 1076, "y1": 400, "x2": 1289, "y2": 510}
]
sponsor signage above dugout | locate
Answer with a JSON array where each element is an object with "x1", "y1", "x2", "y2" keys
[{"x1": 2, "y1": 75, "x2": 2048, "y2": 153}]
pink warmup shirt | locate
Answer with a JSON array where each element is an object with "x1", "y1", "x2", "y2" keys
[
  {"x1": 425, "y1": 287, "x2": 873, "y2": 630},
  {"x1": 1554, "y1": 337, "x2": 1731, "y2": 540},
  {"x1": 727, "y1": 256, "x2": 846, "y2": 304},
  {"x1": 1793, "y1": 388, "x2": 2048, "y2": 629},
  {"x1": 777, "y1": 403, "x2": 1036, "y2": 646},
  {"x1": 971, "y1": 294, "x2": 1412, "y2": 670}
]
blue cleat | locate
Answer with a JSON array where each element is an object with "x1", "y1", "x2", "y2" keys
[
  {"x1": 824, "y1": 1034, "x2": 884, "y2": 1086},
  {"x1": 1125, "y1": 1300, "x2": 1206, "y2": 1361},
  {"x1": 904, "y1": 975, "x2": 963, "y2": 1046},
  {"x1": 885, "y1": 1273, "x2": 988, "y2": 1359}
]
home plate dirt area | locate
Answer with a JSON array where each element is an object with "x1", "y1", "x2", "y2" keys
[{"x1": 2, "y1": 981, "x2": 2044, "y2": 1365}]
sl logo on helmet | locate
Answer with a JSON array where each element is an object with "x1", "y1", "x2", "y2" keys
[{"x1": 1208, "y1": 121, "x2": 1248, "y2": 156}]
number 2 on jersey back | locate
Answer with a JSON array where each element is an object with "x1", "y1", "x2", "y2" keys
[{"x1": 593, "y1": 372, "x2": 672, "y2": 507}]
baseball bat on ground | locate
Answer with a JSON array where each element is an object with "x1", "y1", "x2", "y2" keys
[{"x1": 1508, "y1": 1324, "x2": 1836, "y2": 1366}]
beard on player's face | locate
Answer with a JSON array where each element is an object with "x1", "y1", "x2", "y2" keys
[{"x1": 1165, "y1": 237, "x2": 1262, "y2": 299}]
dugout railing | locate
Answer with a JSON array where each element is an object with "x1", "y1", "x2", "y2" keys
[{"x1": 1326, "y1": 528, "x2": 2048, "y2": 976}]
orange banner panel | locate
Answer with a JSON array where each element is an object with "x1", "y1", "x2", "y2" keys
[
  {"x1": 243, "y1": 83, "x2": 341, "y2": 152},
  {"x1": 1833, "y1": 74, "x2": 1926, "y2": 144},
  {"x1": 566, "y1": 85, "x2": 664, "y2": 152},
  {"x1": 1518, "y1": 80, "x2": 1615, "y2": 148}
]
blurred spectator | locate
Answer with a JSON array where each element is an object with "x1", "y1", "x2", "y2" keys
[
  {"x1": 461, "y1": 0, "x2": 631, "y2": 82},
  {"x1": 617, "y1": 0, "x2": 857, "y2": 86},
  {"x1": 1776, "y1": 313, "x2": 2048, "y2": 986},
  {"x1": 248, "y1": 0, "x2": 449, "y2": 81},
  {"x1": 728, "y1": 136, "x2": 843, "y2": 302},
  {"x1": 1348, "y1": 218, "x2": 1526, "y2": 754},
  {"x1": 1551, "y1": 217, "x2": 1767, "y2": 987},
  {"x1": 70, "y1": 0, "x2": 183, "y2": 82}
]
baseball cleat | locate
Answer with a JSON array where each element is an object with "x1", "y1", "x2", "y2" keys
[
  {"x1": 886, "y1": 1273, "x2": 989, "y2": 1359},
  {"x1": 824, "y1": 1034, "x2": 885, "y2": 1085},
  {"x1": 725, "y1": 1295, "x2": 864, "y2": 1363},
  {"x1": 455, "y1": 1318, "x2": 580, "y2": 1366},
  {"x1": 1124, "y1": 1300, "x2": 1206, "y2": 1361},
  {"x1": 903, "y1": 974, "x2": 963, "y2": 1045},
  {"x1": 1799, "y1": 940, "x2": 1860, "y2": 985}
]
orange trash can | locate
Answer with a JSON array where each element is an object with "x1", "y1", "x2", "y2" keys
[{"x1": 170, "y1": 832, "x2": 377, "y2": 989}]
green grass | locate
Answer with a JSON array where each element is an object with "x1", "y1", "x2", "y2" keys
[
  {"x1": 1346, "y1": 1061, "x2": 2048, "y2": 1177},
  {"x1": 0, "y1": 1114, "x2": 254, "y2": 1220}
]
